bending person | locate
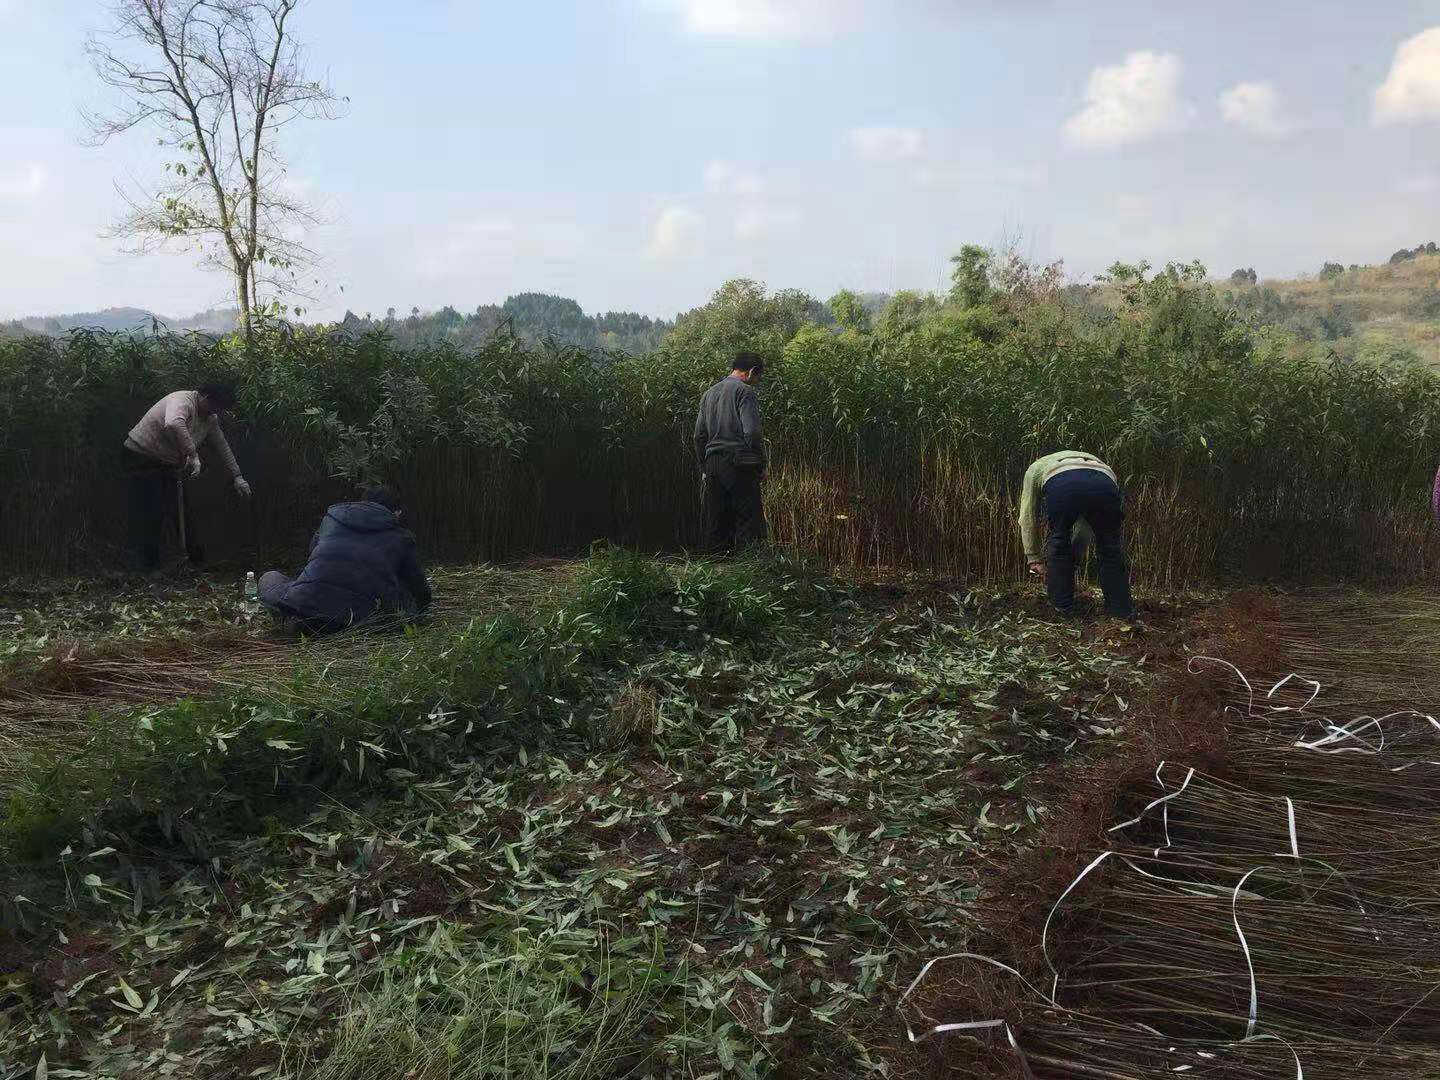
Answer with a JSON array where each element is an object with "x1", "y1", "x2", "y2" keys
[
  {"x1": 1018, "y1": 450, "x2": 1134, "y2": 619},
  {"x1": 259, "y1": 485, "x2": 432, "y2": 635},
  {"x1": 123, "y1": 382, "x2": 252, "y2": 569},
  {"x1": 693, "y1": 351, "x2": 767, "y2": 555}
]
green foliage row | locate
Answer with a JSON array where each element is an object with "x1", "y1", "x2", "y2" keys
[
  {"x1": 0, "y1": 552, "x2": 842, "y2": 875},
  {"x1": 3, "y1": 614, "x2": 547, "y2": 865},
  {"x1": 4, "y1": 256, "x2": 1440, "y2": 578}
]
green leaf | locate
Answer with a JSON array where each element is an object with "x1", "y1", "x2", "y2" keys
[
  {"x1": 740, "y1": 968, "x2": 774, "y2": 993},
  {"x1": 117, "y1": 977, "x2": 143, "y2": 1010},
  {"x1": 716, "y1": 1034, "x2": 736, "y2": 1071}
]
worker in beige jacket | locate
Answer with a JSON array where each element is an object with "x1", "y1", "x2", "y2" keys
[
  {"x1": 1017, "y1": 450, "x2": 1133, "y2": 619},
  {"x1": 122, "y1": 382, "x2": 252, "y2": 569}
]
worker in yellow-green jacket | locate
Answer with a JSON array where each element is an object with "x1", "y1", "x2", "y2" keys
[{"x1": 1018, "y1": 450, "x2": 1134, "y2": 619}]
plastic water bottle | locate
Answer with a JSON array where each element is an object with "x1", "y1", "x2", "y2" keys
[{"x1": 244, "y1": 571, "x2": 258, "y2": 605}]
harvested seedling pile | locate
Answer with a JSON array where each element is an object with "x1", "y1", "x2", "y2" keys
[{"x1": 922, "y1": 592, "x2": 1440, "y2": 1079}]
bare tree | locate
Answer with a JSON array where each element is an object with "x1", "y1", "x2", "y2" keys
[{"x1": 85, "y1": 0, "x2": 343, "y2": 340}]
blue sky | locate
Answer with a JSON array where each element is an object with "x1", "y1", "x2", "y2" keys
[{"x1": 2, "y1": 0, "x2": 1438, "y2": 320}]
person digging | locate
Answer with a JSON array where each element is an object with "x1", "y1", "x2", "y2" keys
[
  {"x1": 1018, "y1": 450, "x2": 1134, "y2": 620},
  {"x1": 122, "y1": 382, "x2": 252, "y2": 571}
]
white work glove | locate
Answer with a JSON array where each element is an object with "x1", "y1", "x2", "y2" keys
[
  {"x1": 233, "y1": 476, "x2": 252, "y2": 498},
  {"x1": 185, "y1": 454, "x2": 202, "y2": 478}
]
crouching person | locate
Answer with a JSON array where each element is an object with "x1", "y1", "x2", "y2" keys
[
  {"x1": 1018, "y1": 450, "x2": 1134, "y2": 619},
  {"x1": 259, "y1": 485, "x2": 432, "y2": 634}
]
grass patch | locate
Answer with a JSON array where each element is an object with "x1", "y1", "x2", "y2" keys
[
  {"x1": 2, "y1": 614, "x2": 547, "y2": 866},
  {"x1": 554, "y1": 546, "x2": 843, "y2": 657},
  {"x1": 0, "y1": 550, "x2": 845, "y2": 878},
  {"x1": 289, "y1": 933, "x2": 673, "y2": 1080}
]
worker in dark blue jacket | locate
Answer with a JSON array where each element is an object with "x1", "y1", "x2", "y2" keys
[{"x1": 258, "y1": 485, "x2": 432, "y2": 634}]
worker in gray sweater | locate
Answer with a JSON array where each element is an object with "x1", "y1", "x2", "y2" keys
[
  {"x1": 693, "y1": 352, "x2": 767, "y2": 554},
  {"x1": 122, "y1": 382, "x2": 252, "y2": 569}
]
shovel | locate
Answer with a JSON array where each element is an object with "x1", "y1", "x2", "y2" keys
[{"x1": 174, "y1": 471, "x2": 194, "y2": 573}]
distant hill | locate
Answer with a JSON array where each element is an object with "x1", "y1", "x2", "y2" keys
[
  {"x1": 0, "y1": 306, "x2": 240, "y2": 339},
  {"x1": 1221, "y1": 249, "x2": 1440, "y2": 365},
  {"x1": 335, "y1": 293, "x2": 674, "y2": 354}
]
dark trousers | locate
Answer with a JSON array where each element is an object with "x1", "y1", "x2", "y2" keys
[
  {"x1": 701, "y1": 456, "x2": 766, "y2": 555},
  {"x1": 1043, "y1": 468, "x2": 1133, "y2": 617},
  {"x1": 123, "y1": 448, "x2": 201, "y2": 569}
]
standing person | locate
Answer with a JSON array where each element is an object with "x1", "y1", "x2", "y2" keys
[
  {"x1": 122, "y1": 382, "x2": 252, "y2": 570},
  {"x1": 693, "y1": 352, "x2": 767, "y2": 555},
  {"x1": 1431, "y1": 459, "x2": 1440, "y2": 529},
  {"x1": 1018, "y1": 450, "x2": 1134, "y2": 619},
  {"x1": 257, "y1": 485, "x2": 432, "y2": 635}
]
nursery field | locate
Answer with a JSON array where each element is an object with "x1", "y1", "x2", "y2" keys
[
  {"x1": 0, "y1": 554, "x2": 1206, "y2": 1078},
  {"x1": 3, "y1": 558, "x2": 1437, "y2": 1079}
]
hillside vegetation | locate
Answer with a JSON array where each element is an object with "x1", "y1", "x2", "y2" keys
[
  {"x1": 1223, "y1": 251, "x2": 1440, "y2": 365},
  {"x1": 12, "y1": 245, "x2": 1440, "y2": 367},
  {"x1": 0, "y1": 306, "x2": 240, "y2": 339}
]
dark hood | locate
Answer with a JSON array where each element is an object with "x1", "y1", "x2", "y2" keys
[{"x1": 325, "y1": 501, "x2": 401, "y2": 533}]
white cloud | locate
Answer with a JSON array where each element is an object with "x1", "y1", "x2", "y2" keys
[
  {"x1": 915, "y1": 162, "x2": 1048, "y2": 189},
  {"x1": 849, "y1": 126, "x2": 926, "y2": 162},
  {"x1": 734, "y1": 203, "x2": 800, "y2": 239},
  {"x1": 673, "y1": 0, "x2": 860, "y2": 40},
  {"x1": 1375, "y1": 27, "x2": 1440, "y2": 124},
  {"x1": 1219, "y1": 80, "x2": 1285, "y2": 136},
  {"x1": 413, "y1": 217, "x2": 516, "y2": 276},
  {"x1": 413, "y1": 217, "x2": 597, "y2": 278},
  {"x1": 1397, "y1": 173, "x2": 1440, "y2": 197},
  {"x1": 1063, "y1": 51, "x2": 1193, "y2": 150},
  {"x1": 704, "y1": 160, "x2": 767, "y2": 196},
  {"x1": 0, "y1": 163, "x2": 47, "y2": 199},
  {"x1": 1114, "y1": 193, "x2": 1157, "y2": 225},
  {"x1": 647, "y1": 206, "x2": 704, "y2": 259}
]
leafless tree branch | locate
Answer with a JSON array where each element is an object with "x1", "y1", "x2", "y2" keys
[{"x1": 85, "y1": 0, "x2": 343, "y2": 338}]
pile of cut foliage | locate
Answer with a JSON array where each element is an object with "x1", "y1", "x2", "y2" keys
[{"x1": 0, "y1": 551, "x2": 1156, "y2": 1078}]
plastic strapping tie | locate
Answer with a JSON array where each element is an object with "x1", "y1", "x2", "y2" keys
[
  {"x1": 1120, "y1": 856, "x2": 1246, "y2": 897},
  {"x1": 1231, "y1": 866, "x2": 1268, "y2": 1038},
  {"x1": 1265, "y1": 673, "x2": 1322, "y2": 713},
  {"x1": 1188, "y1": 656, "x2": 1255, "y2": 713},
  {"x1": 1108, "y1": 766, "x2": 1195, "y2": 835},
  {"x1": 1042, "y1": 850, "x2": 1113, "y2": 1003},
  {"x1": 1239, "y1": 1033, "x2": 1304, "y2": 1079},
  {"x1": 896, "y1": 952, "x2": 1038, "y2": 1079},
  {"x1": 1294, "y1": 715, "x2": 1385, "y2": 754},
  {"x1": 1155, "y1": 762, "x2": 1172, "y2": 856}
]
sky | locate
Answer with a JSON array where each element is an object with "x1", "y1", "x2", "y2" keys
[{"x1": 1, "y1": 0, "x2": 1439, "y2": 321}]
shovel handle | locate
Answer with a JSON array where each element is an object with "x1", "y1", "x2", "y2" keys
[{"x1": 176, "y1": 473, "x2": 187, "y2": 558}]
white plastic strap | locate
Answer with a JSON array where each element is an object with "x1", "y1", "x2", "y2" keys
[
  {"x1": 1284, "y1": 798, "x2": 1298, "y2": 859},
  {"x1": 1239, "y1": 1033, "x2": 1304, "y2": 1079},
  {"x1": 1294, "y1": 715, "x2": 1384, "y2": 754},
  {"x1": 1108, "y1": 766, "x2": 1195, "y2": 835},
  {"x1": 1042, "y1": 850, "x2": 1114, "y2": 1002},
  {"x1": 896, "y1": 952, "x2": 1037, "y2": 1078},
  {"x1": 1232, "y1": 867, "x2": 1267, "y2": 1038},
  {"x1": 1188, "y1": 656, "x2": 1255, "y2": 713},
  {"x1": 1265, "y1": 673, "x2": 1323, "y2": 713}
]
